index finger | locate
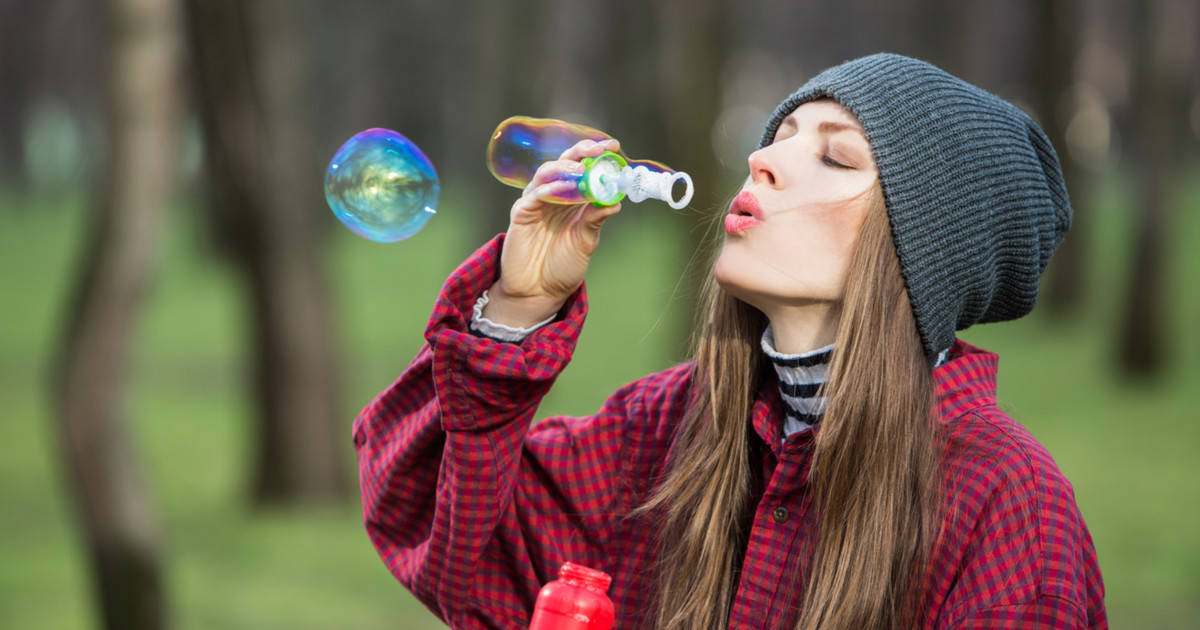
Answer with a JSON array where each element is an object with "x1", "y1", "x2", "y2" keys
[{"x1": 559, "y1": 138, "x2": 621, "y2": 162}]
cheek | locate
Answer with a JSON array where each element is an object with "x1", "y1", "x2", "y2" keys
[
  {"x1": 713, "y1": 194, "x2": 872, "y2": 300},
  {"x1": 756, "y1": 207, "x2": 866, "y2": 292},
  {"x1": 788, "y1": 197, "x2": 868, "y2": 262},
  {"x1": 815, "y1": 206, "x2": 871, "y2": 292}
]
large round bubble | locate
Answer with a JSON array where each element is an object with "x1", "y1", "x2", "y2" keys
[{"x1": 324, "y1": 128, "x2": 439, "y2": 242}]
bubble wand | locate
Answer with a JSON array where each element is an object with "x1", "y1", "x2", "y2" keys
[{"x1": 487, "y1": 116, "x2": 694, "y2": 209}]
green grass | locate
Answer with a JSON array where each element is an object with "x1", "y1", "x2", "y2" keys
[{"x1": 1, "y1": 170, "x2": 1198, "y2": 628}]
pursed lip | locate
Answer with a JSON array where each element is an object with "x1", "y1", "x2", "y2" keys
[
  {"x1": 729, "y1": 191, "x2": 764, "y2": 220},
  {"x1": 725, "y1": 191, "x2": 764, "y2": 234}
]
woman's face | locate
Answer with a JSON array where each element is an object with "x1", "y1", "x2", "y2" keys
[{"x1": 714, "y1": 99, "x2": 879, "y2": 313}]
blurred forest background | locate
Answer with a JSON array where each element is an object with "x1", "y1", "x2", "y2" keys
[{"x1": 1, "y1": 0, "x2": 1198, "y2": 628}]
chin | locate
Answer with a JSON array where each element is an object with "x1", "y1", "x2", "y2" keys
[
  {"x1": 713, "y1": 254, "x2": 766, "y2": 311},
  {"x1": 715, "y1": 249, "x2": 832, "y2": 313},
  {"x1": 712, "y1": 247, "x2": 741, "y2": 291}
]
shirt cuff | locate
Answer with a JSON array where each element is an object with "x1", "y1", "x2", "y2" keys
[
  {"x1": 423, "y1": 234, "x2": 589, "y2": 430},
  {"x1": 468, "y1": 290, "x2": 558, "y2": 343}
]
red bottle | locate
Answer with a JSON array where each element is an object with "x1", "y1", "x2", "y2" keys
[{"x1": 528, "y1": 562, "x2": 615, "y2": 630}]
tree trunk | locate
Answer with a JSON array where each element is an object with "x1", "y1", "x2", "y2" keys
[
  {"x1": 51, "y1": 0, "x2": 182, "y2": 627},
  {"x1": 656, "y1": 0, "x2": 731, "y2": 360},
  {"x1": 1036, "y1": 0, "x2": 1088, "y2": 317},
  {"x1": 471, "y1": 0, "x2": 545, "y2": 244},
  {"x1": 1117, "y1": 0, "x2": 1193, "y2": 376},
  {"x1": 184, "y1": 0, "x2": 346, "y2": 505},
  {"x1": 0, "y1": 2, "x2": 46, "y2": 190},
  {"x1": 901, "y1": 0, "x2": 958, "y2": 69}
]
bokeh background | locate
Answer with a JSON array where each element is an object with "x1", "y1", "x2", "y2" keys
[{"x1": 2, "y1": 0, "x2": 1199, "y2": 628}]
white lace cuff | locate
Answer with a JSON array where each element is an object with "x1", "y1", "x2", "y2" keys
[{"x1": 469, "y1": 290, "x2": 557, "y2": 342}]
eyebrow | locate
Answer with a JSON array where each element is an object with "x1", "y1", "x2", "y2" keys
[{"x1": 817, "y1": 121, "x2": 868, "y2": 141}]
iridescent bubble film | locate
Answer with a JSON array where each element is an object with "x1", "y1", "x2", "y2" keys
[
  {"x1": 486, "y1": 116, "x2": 674, "y2": 204},
  {"x1": 324, "y1": 128, "x2": 439, "y2": 242}
]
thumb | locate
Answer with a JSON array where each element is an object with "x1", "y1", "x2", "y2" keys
[{"x1": 582, "y1": 202, "x2": 622, "y2": 232}]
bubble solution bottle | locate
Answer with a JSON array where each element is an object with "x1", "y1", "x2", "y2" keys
[
  {"x1": 488, "y1": 116, "x2": 694, "y2": 209},
  {"x1": 527, "y1": 562, "x2": 615, "y2": 630}
]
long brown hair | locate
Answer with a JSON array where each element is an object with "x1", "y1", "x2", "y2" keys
[{"x1": 636, "y1": 184, "x2": 941, "y2": 629}]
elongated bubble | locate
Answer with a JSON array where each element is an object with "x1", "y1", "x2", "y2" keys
[
  {"x1": 486, "y1": 116, "x2": 691, "y2": 208},
  {"x1": 324, "y1": 128, "x2": 439, "y2": 242}
]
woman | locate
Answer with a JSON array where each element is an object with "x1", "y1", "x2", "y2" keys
[{"x1": 354, "y1": 53, "x2": 1106, "y2": 629}]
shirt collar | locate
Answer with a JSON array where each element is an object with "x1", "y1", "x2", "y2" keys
[
  {"x1": 929, "y1": 338, "x2": 998, "y2": 420},
  {"x1": 750, "y1": 337, "x2": 999, "y2": 453},
  {"x1": 760, "y1": 325, "x2": 836, "y2": 367}
]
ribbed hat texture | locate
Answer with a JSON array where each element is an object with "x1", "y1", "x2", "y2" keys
[{"x1": 760, "y1": 53, "x2": 1072, "y2": 366}]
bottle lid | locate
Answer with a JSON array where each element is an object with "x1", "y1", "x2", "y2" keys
[
  {"x1": 558, "y1": 562, "x2": 612, "y2": 593},
  {"x1": 579, "y1": 151, "x2": 627, "y2": 206}
]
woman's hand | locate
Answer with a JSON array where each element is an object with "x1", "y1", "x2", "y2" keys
[{"x1": 482, "y1": 138, "x2": 624, "y2": 328}]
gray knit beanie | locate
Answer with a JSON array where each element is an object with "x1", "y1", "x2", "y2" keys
[{"x1": 761, "y1": 53, "x2": 1071, "y2": 367}]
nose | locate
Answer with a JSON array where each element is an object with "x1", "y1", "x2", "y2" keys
[{"x1": 748, "y1": 147, "x2": 779, "y2": 188}]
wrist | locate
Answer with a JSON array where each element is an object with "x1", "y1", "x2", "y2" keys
[{"x1": 480, "y1": 283, "x2": 564, "y2": 329}]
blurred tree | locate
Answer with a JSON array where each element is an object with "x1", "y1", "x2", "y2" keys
[
  {"x1": 656, "y1": 0, "x2": 732, "y2": 360},
  {"x1": 0, "y1": 0, "x2": 102, "y2": 194},
  {"x1": 185, "y1": 0, "x2": 347, "y2": 504},
  {"x1": 608, "y1": 0, "x2": 669, "y2": 156},
  {"x1": 1118, "y1": 0, "x2": 1195, "y2": 375},
  {"x1": 429, "y1": 0, "x2": 484, "y2": 183},
  {"x1": 471, "y1": 0, "x2": 545, "y2": 243},
  {"x1": 901, "y1": 0, "x2": 961, "y2": 71},
  {"x1": 0, "y1": 1, "x2": 41, "y2": 189},
  {"x1": 462, "y1": 0, "x2": 649, "y2": 246},
  {"x1": 541, "y1": 2, "x2": 607, "y2": 126},
  {"x1": 51, "y1": 0, "x2": 182, "y2": 626},
  {"x1": 1036, "y1": 0, "x2": 1088, "y2": 316}
]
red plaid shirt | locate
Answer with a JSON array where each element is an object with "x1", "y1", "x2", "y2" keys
[{"x1": 354, "y1": 235, "x2": 1106, "y2": 629}]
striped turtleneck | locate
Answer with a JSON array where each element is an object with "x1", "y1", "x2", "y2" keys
[{"x1": 760, "y1": 325, "x2": 834, "y2": 439}]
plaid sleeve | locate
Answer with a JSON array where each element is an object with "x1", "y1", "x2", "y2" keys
[
  {"x1": 352, "y1": 234, "x2": 684, "y2": 629},
  {"x1": 467, "y1": 360, "x2": 693, "y2": 627},
  {"x1": 952, "y1": 594, "x2": 1088, "y2": 628},
  {"x1": 937, "y1": 407, "x2": 1107, "y2": 629}
]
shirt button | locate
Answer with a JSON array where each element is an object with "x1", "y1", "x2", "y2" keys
[{"x1": 772, "y1": 506, "x2": 790, "y2": 524}]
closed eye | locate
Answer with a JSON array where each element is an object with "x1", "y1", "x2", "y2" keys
[{"x1": 822, "y1": 155, "x2": 852, "y2": 169}]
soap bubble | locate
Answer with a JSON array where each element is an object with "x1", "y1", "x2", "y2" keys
[{"x1": 324, "y1": 128, "x2": 439, "y2": 242}]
